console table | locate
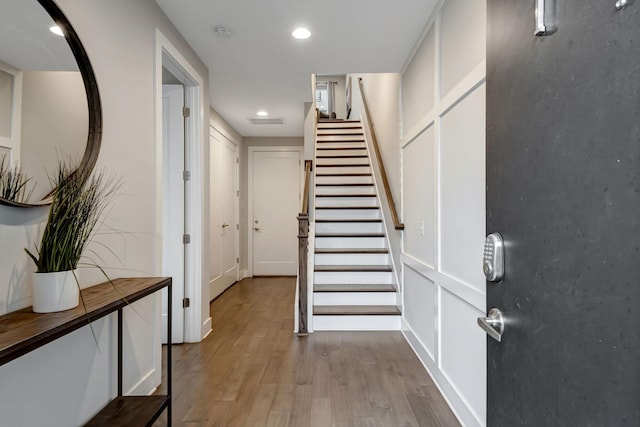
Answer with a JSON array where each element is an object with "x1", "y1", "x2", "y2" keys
[{"x1": 0, "y1": 277, "x2": 172, "y2": 426}]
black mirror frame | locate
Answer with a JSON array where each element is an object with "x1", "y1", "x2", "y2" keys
[{"x1": 0, "y1": 0, "x2": 102, "y2": 208}]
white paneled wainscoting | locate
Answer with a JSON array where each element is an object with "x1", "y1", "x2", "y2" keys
[{"x1": 400, "y1": 0, "x2": 487, "y2": 426}]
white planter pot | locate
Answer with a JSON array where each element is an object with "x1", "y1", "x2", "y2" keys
[{"x1": 32, "y1": 269, "x2": 80, "y2": 313}]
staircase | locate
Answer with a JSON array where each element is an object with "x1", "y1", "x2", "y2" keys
[{"x1": 312, "y1": 120, "x2": 401, "y2": 331}]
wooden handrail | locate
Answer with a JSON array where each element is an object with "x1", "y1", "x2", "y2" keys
[
  {"x1": 357, "y1": 78, "x2": 404, "y2": 230},
  {"x1": 297, "y1": 160, "x2": 313, "y2": 335},
  {"x1": 301, "y1": 160, "x2": 313, "y2": 215}
]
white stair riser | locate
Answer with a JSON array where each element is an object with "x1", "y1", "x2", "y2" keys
[
  {"x1": 317, "y1": 129, "x2": 363, "y2": 135},
  {"x1": 315, "y1": 236, "x2": 387, "y2": 248},
  {"x1": 315, "y1": 149, "x2": 368, "y2": 157},
  {"x1": 316, "y1": 157, "x2": 370, "y2": 166},
  {"x1": 318, "y1": 122, "x2": 362, "y2": 129},
  {"x1": 315, "y1": 175, "x2": 373, "y2": 185},
  {"x1": 312, "y1": 315, "x2": 401, "y2": 331},
  {"x1": 314, "y1": 252, "x2": 389, "y2": 265},
  {"x1": 314, "y1": 271, "x2": 393, "y2": 284},
  {"x1": 317, "y1": 135, "x2": 364, "y2": 142},
  {"x1": 316, "y1": 166, "x2": 371, "y2": 175},
  {"x1": 314, "y1": 208, "x2": 380, "y2": 219},
  {"x1": 315, "y1": 186, "x2": 376, "y2": 195},
  {"x1": 314, "y1": 292, "x2": 397, "y2": 305},
  {"x1": 315, "y1": 197, "x2": 378, "y2": 207},
  {"x1": 316, "y1": 142, "x2": 366, "y2": 149},
  {"x1": 315, "y1": 222, "x2": 383, "y2": 233}
]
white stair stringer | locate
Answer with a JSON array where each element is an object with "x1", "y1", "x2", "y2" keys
[{"x1": 311, "y1": 120, "x2": 401, "y2": 331}]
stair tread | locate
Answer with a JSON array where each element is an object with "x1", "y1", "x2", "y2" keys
[
  {"x1": 316, "y1": 147, "x2": 367, "y2": 151},
  {"x1": 313, "y1": 305, "x2": 401, "y2": 316},
  {"x1": 315, "y1": 247, "x2": 387, "y2": 253},
  {"x1": 315, "y1": 232, "x2": 385, "y2": 237},
  {"x1": 316, "y1": 155, "x2": 369, "y2": 158},
  {"x1": 315, "y1": 219, "x2": 382, "y2": 223},
  {"x1": 316, "y1": 173, "x2": 372, "y2": 177},
  {"x1": 316, "y1": 194, "x2": 376, "y2": 198},
  {"x1": 316, "y1": 183, "x2": 374, "y2": 187},
  {"x1": 317, "y1": 132, "x2": 364, "y2": 136},
  {"x1": 314, "y1": 283, "x2": 396, "y2": 292},
  {"x1": 315, "y1": 206, "x2": 379, "y2": 210},
  {"x1": 318, "y1": 124, "x2": 362, "y2": 127},
  {"x1": 316, "y1": 164, "x2": 370, "y2": 168},
  {"x1": 315, "y1": 265, "x2": 392, "y2": 272},
  {"x1": 316, "y1": 140, "x2": 365, "y2": 143}
]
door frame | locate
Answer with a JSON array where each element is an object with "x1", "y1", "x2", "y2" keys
[
  {"x1": 154, "y1": 28, "x2": 209, "y2": 343},
  {"x1": 247, "y1": 146, "x2": 303, "y2": 276},
  {"x1": 161, "y1": 83, "x2": 185, "y2": 344},
  {"x1": 208, "y1": 122, "x2": 240, "y2": 294}
]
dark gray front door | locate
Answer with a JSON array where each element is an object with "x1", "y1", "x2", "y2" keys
[{"x1": 486, "y1": 1, "x2": 640, "y2": 425}]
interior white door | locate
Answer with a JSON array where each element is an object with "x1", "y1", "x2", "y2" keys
[
  {"x1": 209, "y1": 130, "x2": 238, "y2": 300},
  {"x1": 251, "y1": 149, "x2": 301, "y2": 275},
  {"x1": 161, "y1": 84, "x2": 185, "y2": 343}
]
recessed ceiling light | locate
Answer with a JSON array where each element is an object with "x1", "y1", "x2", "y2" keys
[
  {"x1": 292, "y1": 27, "x2": 311, "y2": 40},
  {"x1": 256, "y1": 111, "x2": 269, "y2": 117},
  {"x1": 49, "y1": 25, "x2": 64, "y2": 37}
]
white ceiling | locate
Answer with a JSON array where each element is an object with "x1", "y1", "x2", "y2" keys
[{"x1": 155, "y1": 0, "x2": 438, "y2": 137}]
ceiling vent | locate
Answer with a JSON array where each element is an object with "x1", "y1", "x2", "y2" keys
[{"x1": 248, "y1": 117, "x2": 285, "y2": 125}]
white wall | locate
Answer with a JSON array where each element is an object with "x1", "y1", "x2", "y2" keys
[
  {"x1": 347, "y1": 72, "x2": 403, "y2": 283},
  {"x1": 0, "y1": 0, "x2": 209, "y2": 424},
  {"x1": 400, "y1": 0, "x2": 487, "y2": 426}
]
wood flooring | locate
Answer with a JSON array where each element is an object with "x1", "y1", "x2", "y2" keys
[{"x1": 154, "y1": 276, "x2": 459, "y2": 427}]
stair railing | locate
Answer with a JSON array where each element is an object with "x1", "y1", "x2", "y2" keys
[
  {"x1": 357, "y1": 77, "x2": 404, "y2": 230},
  {"x1": 297, "y1": 159, "x2": 313, "y2": 335}
]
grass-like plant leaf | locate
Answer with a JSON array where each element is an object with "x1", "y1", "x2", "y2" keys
[
  {"x1": 0, "y1": 155, "x2": 34, "y2": 203},
  {"x1": 25, "y1": 159, "x2": 119, "y2": 273}
]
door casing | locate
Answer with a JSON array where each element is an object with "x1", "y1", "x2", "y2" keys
[{"x1": 154, "y1": 28, "x2": 209, "y2": 343}]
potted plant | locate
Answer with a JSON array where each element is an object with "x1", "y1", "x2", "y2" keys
[{"x1": 24, "y1": 160, "x2": 117, "y2": 313}]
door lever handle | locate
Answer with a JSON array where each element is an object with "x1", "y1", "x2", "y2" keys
[
  {"x1": 222, "y1": 223, "x2": 230, "y2": 228},
  {"x1": 254, "y1": 227, "x2": 261, "y2": 232},
  {"x1": 477, "y1": 308, "x2": 504, "y2": 342}
]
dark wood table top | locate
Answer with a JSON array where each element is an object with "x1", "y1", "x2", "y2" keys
[{"x1": 0, "y1": 277, "x2": 171, "y2": 366}]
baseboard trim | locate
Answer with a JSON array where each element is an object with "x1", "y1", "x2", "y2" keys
[
  {"x1": 126, "y1": 367, "x2": 158, "y2": 396},
  {"x1": 201, "y1": 316, "x2": 212, "y2": 340}
]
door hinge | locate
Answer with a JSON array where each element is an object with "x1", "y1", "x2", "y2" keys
[
  {"x1": 183, "y1": 107, "x2": 190, "y2": 118},
  {"x1": 236, "y1": 224, "x2": 239, "y2": 230},
  {"x1": 182, "y1": 297, "x2": 190, "y2": 308},
  {"x1": 236, "y1": 157, "x2": 239, "y2": 164},
  {"x1": 183, "y1": 171, "x2": 191, "y2": 181},
  {"x1": 183, "y1": 234, "x2": 191, "y2": 244},
  {"x1": 236, "y1": 257, "x2": 239, "y2": 263},
  {"x1": 236, "y1": 190, "x2": 240, "y2": 197}
]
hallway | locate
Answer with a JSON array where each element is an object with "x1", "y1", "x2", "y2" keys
[{"x1": 157, "y1": 277, "x2": 459, "y2": 426}]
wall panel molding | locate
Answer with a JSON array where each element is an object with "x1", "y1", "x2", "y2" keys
[{"x1": 400, "y1": 0, "x2": 487, "y2": 425}]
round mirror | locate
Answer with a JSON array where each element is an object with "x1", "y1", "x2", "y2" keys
[{"x1": 0, "y1": 0, "x2": 101, "y2": 207}]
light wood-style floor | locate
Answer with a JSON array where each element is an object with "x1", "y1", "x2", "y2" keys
[{"x1": 155, "y1": 277, "x2": 459, "y2": 427}]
